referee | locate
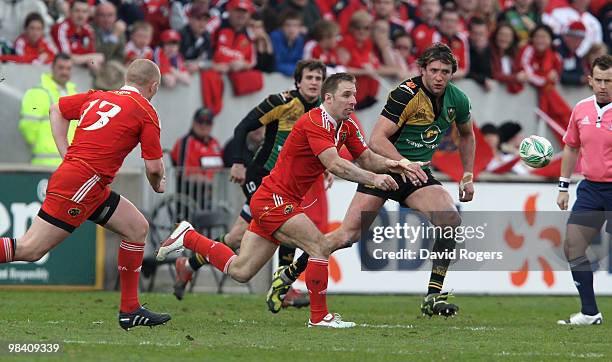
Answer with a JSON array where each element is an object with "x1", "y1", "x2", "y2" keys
[{"x1": 557, "y1": 55, "x2": 611, "y2": 325}]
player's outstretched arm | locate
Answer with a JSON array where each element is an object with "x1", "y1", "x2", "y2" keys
[
  {"x1": 557, "y1": 145, "x2": 579, "y2": 210},
  {"x1": 318, "y1": 147, "x2": 398, "y2": 191},
  {"x1": 144, "y1": 158, "x2": 166, "y2": 193},
  {"x1": 49, "y1": 103, "x2": 70, "y2": 159},
  {"x1": 356, "y1": 149, "x2": 429, "y2": 185}
]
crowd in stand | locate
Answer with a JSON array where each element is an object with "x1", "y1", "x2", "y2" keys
[
  {"x1": 1, "y1": 0, "x2": 610, "y2": 175},
  {"x1": 1, "y1": 0, "x2": 609, "y2": 95}
]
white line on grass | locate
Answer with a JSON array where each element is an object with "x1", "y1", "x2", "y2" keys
[{"x1": 63, "y1": 340, "x2": 182, "y2": 347}]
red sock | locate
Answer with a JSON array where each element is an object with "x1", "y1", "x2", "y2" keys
[
  {"x1": 306, "y1": 258, "x2": 329, "y2": 323},
  {"x1": 184, "y1": 230, "x2": 236, "y2": 273},
  {"x1": 118, "y1": 241, "x2": 144, "y2": 313},
  {"x1": 0, "y1": 237, "x2": 16, "y2": 263}
]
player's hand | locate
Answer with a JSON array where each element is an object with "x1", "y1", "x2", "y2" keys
[
  {"x1": 459, "y1": 172, "x2": 474, "y2": 202},
  {"x1": 373, "y1": 174, "x2": 399, "y2": 191},
  {"x1": 557, "y1": 191, "x2": 569, "y2": 210},
  {"x1": 155, "y1": 176, "x2": 166, "y2": 193},
  {"x1": 230, "y1": 163, "x2": 246, "y2": 185},
  {"x1": 387, "y1": 159, "x2": 429, "y2": 186},
  {"x1": 324, "y1": 170, "x2": 334, "y2": 190}
]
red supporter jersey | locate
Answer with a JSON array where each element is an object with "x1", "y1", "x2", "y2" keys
[
  {"x1": 212, "y1": 24, "x2": 255, "y2": 66},
  {"x1": 412, "y1": 23, "x2": 439, "y2": 57},
  {"x1": 153, "y1": 47, "x2": 187, "y2": 75},
  {"x1": 338, "y1": 33, "x2": 379, "y2": 69},
  {"x1": 262, "y1": 106, "x2": 368, "y2": 200},
  {"x1": 303, "y1": 40, "x2": 340, "y2": 65},
  {"x1": 125, "y1": 40, "x2": 154, "y2": 63},
  {"x1": 51, "y1": 19, "x2": 95, "y2": 55},
  {"x1": 58, "y1": 86, "x2": 163, "y2": 184},
  {"x1": 517, "y1": 45, "x2": 563, "y2": 89},
  {"x1": 14, "y1": 35, "x2": 56, "y2": 64},
  {"x1": 170, "y1": 134, "x2": 224, "y2": 181},
  {"x1": 439, "y1": 32, "x2": 469, "y2": 73}
]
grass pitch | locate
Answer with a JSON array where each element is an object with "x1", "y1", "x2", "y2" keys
[{"x1": 0, "y1": 291, "x2": 610, "y2": 361}]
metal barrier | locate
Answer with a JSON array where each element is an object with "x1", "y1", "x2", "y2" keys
[{"x1": 141, "y1": 166, "x2": 250, "y2": 293}]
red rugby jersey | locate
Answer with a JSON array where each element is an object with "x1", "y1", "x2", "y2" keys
[
  {"x1": 58, "y1": 86, "x2": 163, "y2": 183},
  {"x1": 14, "y1": 35, "x2": 56, "y2": 64},
  {"x1": 51, "y1": 19, "x2": 95, "y2": 55},
  {"x1": 262, "y1": 106, "x2": 368, "y2": 201}
]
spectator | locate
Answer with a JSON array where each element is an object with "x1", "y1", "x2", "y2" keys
[
  {"x1": 393, "y1": 31, "x2": 419, "y2": 77},
  {"x1": 0, "y1": 0, "x2": 53, "y2": 45},
  {"x1": 13, "y1": 12, "x2": 56, "y2": 64},
  {"x1": 583, "y1": 42, "x2": 608, "y2": 74},
  {"x1": 178, "y1": 2, "x2": 213, "y2": 73},
  {"x1": 270, "y1": 9, "x2": 305, "y2": 76},
  {"x1": 249, "y1": 14, "x2": 275, "y2": 73},
  {"x1": 171, "y1": 107, "x2": 223, "y2": 195},
  {"x1": 517, "y1": 24, "x2": 571, "y2": 143},
  {"x1": 372, "y1": 0, "x2": 410, "y2": 40},
  {"x1": 124, "y1": 21, "x2": 154, "y2": 64},
  {"x1": 155, "y1": 29, "x2": 190, "y2": 87},
  {"x1": 559, "y1": 21, "x2": 588, "y2": 86},
  {"x1": 467, "y1": 17, "x2": 494, "y2": 90},
  {"x1": 493, "y1": 121, "x2": 531, "y2": 174},
  {"x1": 93, "y1": 2, "x2": 126, "y2": 63},
  {"x1": 480, "y1": 123, "x2": 506, "y2": 172},
  {"x1": 318, "y1": 0, "x2": 368, "y2": 35},
  {"x1": 411, "y1": 0, "x2": 441, "y2": 57},
  {"x1": 51, "y1": 0, "x2": 104, "y2": 73},
  {"x1": 107, "y1": 0, "x2": 145, "y2": 28},
  {"x1": 543, "y1": 0, "x2": 603, "y2": 57},
  {"x1": 43, "y1": 0, "x2": 69, "y2": 22},
  {"x1": 372, "y1": 19, "x2": 406, "y2": 79},
  {"x1": 211, "y1": 0, "x2": 256, "y2": 74},
  {"x1": 19, "y1": 53, "x2": 77, "y2": 167},
  {"x1": 475, "y1": 0, "x2": 500, "y2": 30},
  {"x1": 170, "y1": 0, "x2": 209, "y2": 30},
  {"x1": 497, "y1": 0, "x2": 539, "y2": 44},
  {"x1": 276, "y1": 0, "x2": 321, "y2": 35},
  {"x1": 456, "y1": 0, "x2": 479, "y2": 32},
  {"x1": 491, "y1": 22, "x2": 527, "y2": 93},
  {"x1": 303, "y1": 20, "x2": 344, "y2": 74},
  {"x1": 338, "y1": 10, "x2": 380, "y2": 109},
  {"x1": 140, "y1": 0, "x2": 171, "y2": 46},
  {"x1": 437, "y1": 4, "x2": 470, "y2": 79}
]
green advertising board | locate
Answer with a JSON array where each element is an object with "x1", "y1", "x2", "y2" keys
[{"x1": 0, "y1": 170, "x2": 103, "y2": 289}]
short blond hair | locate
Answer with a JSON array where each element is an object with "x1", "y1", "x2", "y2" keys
[{"x1": 125, "y1": 59, "x2": 160, "y2": 87}]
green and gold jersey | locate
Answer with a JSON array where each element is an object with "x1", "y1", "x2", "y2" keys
[
  {"x1": 381, "y1": 76, "x2": 471, "y2": 164},
  {"x1": 232, "y1": 90, "x2": 320, "y2": 172}
]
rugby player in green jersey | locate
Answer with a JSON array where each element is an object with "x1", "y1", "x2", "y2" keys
[{"x1": 268, "y1": 43, "x2": 476, "y2": 317}]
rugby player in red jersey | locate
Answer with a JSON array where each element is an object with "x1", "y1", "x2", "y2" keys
[
  {"x1": 0, "y1": 59, "x2": 171, "y2": 330},
  {"x1": 157, "y1": 73, "x2": 426, "y2": 328}
]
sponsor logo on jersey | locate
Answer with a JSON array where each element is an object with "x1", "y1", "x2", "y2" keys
[
  {"x1": 581, "y1": 116, "x2": 590, "y2": 125},
  {"x1": 399, "y1": 83, "x2": 415, "y2": 95},
  {"x1": 68, "y1": 207, "x2": 82, "y2": 217},
  {"x1": 447, "y1": 107, "x2": 456, "y2": 122},
  {"x1": 284, "y1": 204, "x2": 294, "y2": 215},
  {"x1": 421, "y1": 125, "x2": 441, "y2": 144}
]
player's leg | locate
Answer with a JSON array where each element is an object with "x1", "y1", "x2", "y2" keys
[
  {"x1": 557, "y1": 223, "x2": 602, "y2": 325},
  {"x1": 558, "y1": 182, "x2": 606, "y2": 325},
  {"x1": 103, "y1": 194, "x2": 171, "y2": 329},
  {"x1": 174, "y1": 210, "x2": 249, "y2": 300},
  {"x1": 0, "y1": 217, "x2": 70, "y2": 263},
  {"x1": 404, "y1": 185, "x2": 461, "y2": 317},
  {"x1": 158, "y1": 220, "x2": 277, "y2": 283},
  {"x1": 266, "y1": 192, "x2": 386, "y2": 313},
  {"x1": 273, "y1": 214, "x2": 355, "y2": 328}
]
